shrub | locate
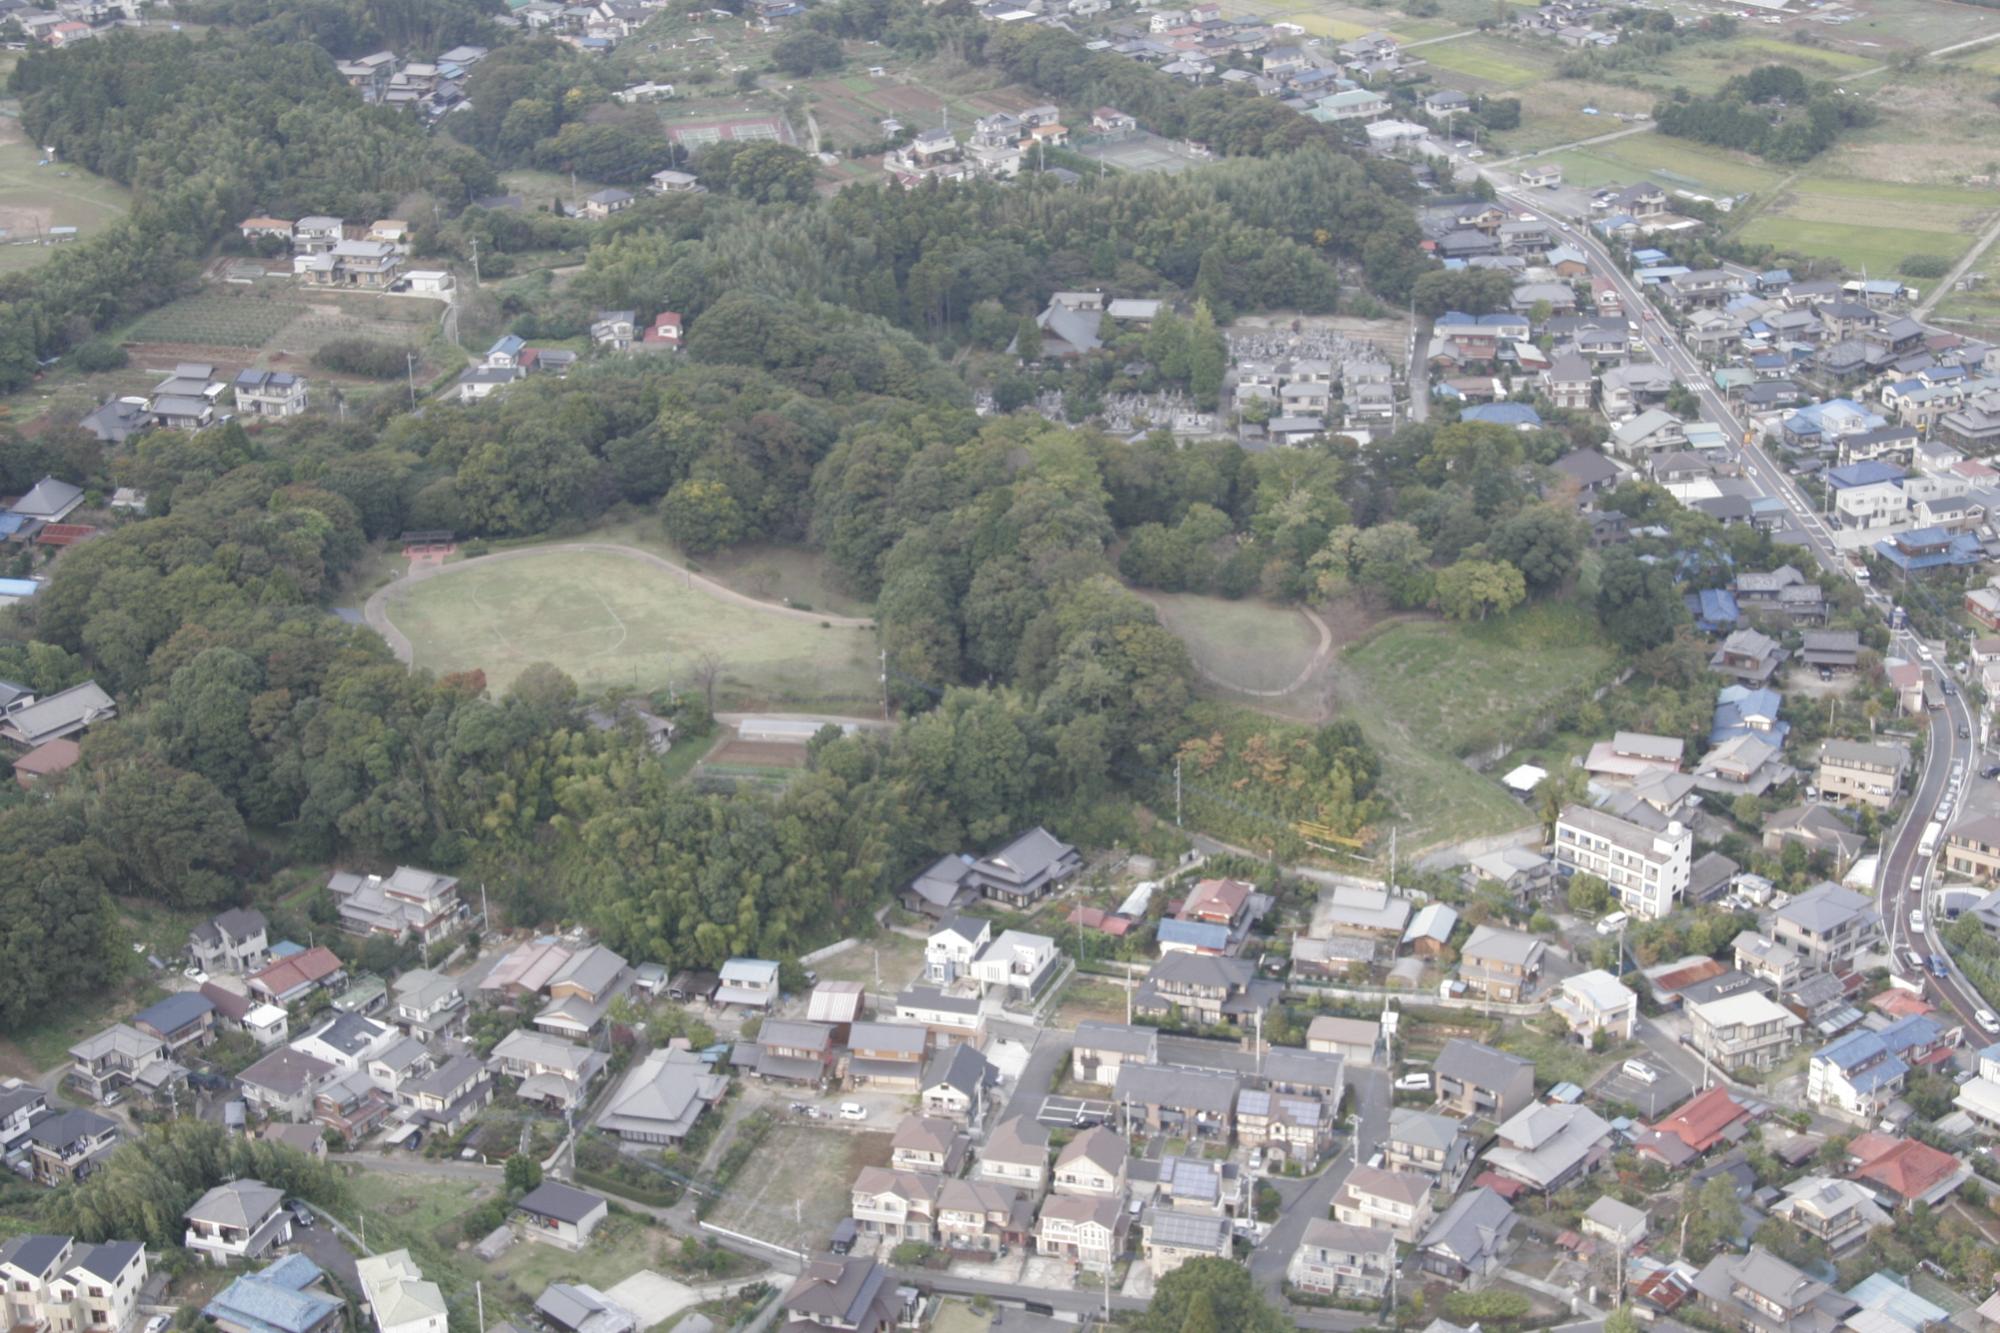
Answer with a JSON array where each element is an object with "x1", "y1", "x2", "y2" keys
[
  {"x1": 1900, "y1": 254, "x2": 1951, "y2": 279},
  {"x1": 312, "y1": 338, "x2": 414, "y2": 379},
  {"x1": 71, "y1": 339, "x2": 127, "y2": 372}
]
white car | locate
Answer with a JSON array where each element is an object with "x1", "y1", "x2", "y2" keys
[
  {"x1": 1981, "y1": 1010, "x2": 2000, "y2": 1033},
  {"x1": 1394, "y1": 1072, "x2": 1432, "y2": 1092},
  {"x1": 838, "y1": 1103, "x2": 867, "y2": 1121},
  {"x1": 1622, "y1": 1059, "x2": 1658, "y2": 1085},
  {"x1": 1910, "y1": 910, "x2": 1926, "y2": 932}
]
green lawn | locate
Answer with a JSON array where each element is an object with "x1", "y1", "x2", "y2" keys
[
  {"x1": 564, "y1": 517, "x2": 877, "y2": 619},
  {"x1": 346, "y1": 1172, "x2": 513, "y2": 1317},
  {"x1": 0, "y1": 133, "x2": 132, "y2": 276},
  {"x1": 1143, "y1": 591, "x2": 1322, "y2": 695},
  {"x1": 1335, "y1": 600, "x2": 1617, "y2": 851},
  {"x1": 385, "y1": 547, "x2": 881, "y2": 711},
  {"x1": 1733, "y1": 216, "x2": 1973, "y2": 282}
]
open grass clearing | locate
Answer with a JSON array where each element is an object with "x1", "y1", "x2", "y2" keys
[
  {"x1": 703, "y1": 1123, "x2": 891, "y2": 1254},
  {"x1": 1825, "y1": 0, "x2": 2000, "y2": 53},
  {"x1": 0, "y1": 113, "x2": 131, "y2": 275},
  {"x1": 1207, "y1": 0, "x2": 1459, "y2": 42},
  {"x1": 1824, "y1": 67, "x2": 2000, "y2": 186},
  {"x1": 1143, "y1": 591, "x2": 1323, "y2": 695},
  {"x1": 1332, "y1": 600, "x2": 1614, "y2": 852},
  {"x1": 1550, "y1": 132, "x2": 1786, "y2": 195},
  {"x1": 1051, "y1": 975, "x2": 1134, "y2": 1028},
  {"x1": 1487, "y1": 80, "x2": 1656, "y2": 155},
  {"x1": 1735, "y1": 215, "x2": 1976, "y2": 280},
  {"x1": 1418, "y1": 34, "x2": 1555, "y2": 89},
  {"x1": 809, "y1": 932, "x2": 926, "y2": 990},
  {"x1": 564, "y1": 517, "x2": 877, "y2": 618},
  {"x1": 384, "y1": 547, "x2": 880, "y2": 710}
]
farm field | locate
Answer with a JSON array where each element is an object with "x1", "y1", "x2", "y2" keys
[
  {"x1": 123, "y1": 293, "x2": 309, "y2": 348},
  {"x1": 0, "y1": 114, "x2": 131, "y2": 276},
  {"x1": 1485, "y1": 81, "x2": 1654, "y2": 156},
  {"x1": 1825, "y1": 66, "x2": 2000, "y2": 186},
  {"x1": 1332, "y1": 600, "x2": 1616, "y2": 851},
  {"x1": 1142, "y1": 591, "x2": 1324, "y2": 695},
  {"x1": 1208, "y1": 0, "x2": 1461, "y2": 42},
  {"x1": 1735, "y1": 176, "x2": 1994, "y2": 282},
  {"x1": 1824, "y1": 0, "x2": 2000, "y2": 54},
  {"x1": 384, "y1": 547, "x2": 881, "y2": 711},
  {"x1": 703, "y1": 1124, "x2": 891, "y2": 1255}
]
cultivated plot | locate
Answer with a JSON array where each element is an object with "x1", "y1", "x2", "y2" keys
[
  {"x1": 384, "y1": 547, "x2": 882, "y2": 710},
  {"x1": 702, "y1": 1124, "x2": 891, "y2": 1254}
]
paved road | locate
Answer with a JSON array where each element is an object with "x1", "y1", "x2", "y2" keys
[
  {"x1": 1251, "y1": 1067, "x2": 1390, "y2": 1305},
  {"x1": 890, "y1": 1268, "x2": 1146, "y2": 1317},
  {"x1": 994, "y1": 1023, "x2": 1075, "y2": 1125}
]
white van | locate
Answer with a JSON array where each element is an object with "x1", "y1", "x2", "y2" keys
[
  {"x1": 1596, "y1": 911, "x2": 1629, "y2": 936},
  {"x1": 1622, "y1": 1059, "x2": 1658, "y2": 1084},
  {"x1": 1394, "y1": 1072, "x2": 1432, "y2": 1092}
]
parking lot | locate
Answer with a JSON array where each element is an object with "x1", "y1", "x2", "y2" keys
[
  {"x1": 1035, "y1": 1095, "x2": 1115, "y2": 1129},
  {"x1": 1593, "y1": 1057, "x2": 1691, "y2": 1118}
]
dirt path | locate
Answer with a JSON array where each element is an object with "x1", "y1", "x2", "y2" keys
[
  {"x1": 1180, "y1": 602, "x2": 1334, "y2": 700},
  {"x1": 362, "y1": 541, "x2": 876, "y2": 668}
]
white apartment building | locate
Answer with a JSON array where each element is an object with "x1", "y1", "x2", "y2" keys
[
  {"x1": 1553, "y1": 804, "x2": 1693, "y2": 920},
  {"x1": 1687, "y1": 992, "x2": 1803, "y2": 1073}
]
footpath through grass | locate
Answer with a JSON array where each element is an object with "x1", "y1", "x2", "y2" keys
[{"x1": 1333, "y1": 600, "x2": 1617, "y2": 852}]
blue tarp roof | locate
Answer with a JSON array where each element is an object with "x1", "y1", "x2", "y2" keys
[
  {"x1": 1462, "y1": 402, "x2": 1542, "y2": 427},
  {"x1": 1157, "y1": 918, "x2": 1232, "y2": 951}
]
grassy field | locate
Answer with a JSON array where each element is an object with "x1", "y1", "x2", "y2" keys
[
  {"x1": 1829, "y1": 0, "x2": 2000, "y2": 53},
  {"x1": 346, "y1": 1172, "x2": 514, "y2": 1317},
  {"x1": 1143, "y1": 591, "x2": 1322, "y2": 695},
  {"x1": 486, "y1": 1211, "x2": 671, "y2": 1306},
  {"x1": 1333, "y1": 600, "x2": 1616, "y2": 851},
  {"x1": 1486, "y1": 82, "x2": 1655, "y2": 156},
  {"x1": 1733, "y1": 175, "x2": 1993, "y2": 280},
  {"x1": 810, "y1": 933, "x2": 925, "y2": 990},
  {"x1": 0, "y1": 114, "x2": 132, "y2": 276},
  {"x1": 1419, "y1": 34, "x2": 1558, "y2": 90},
  {"x1": 385, "y1": 548, "x2": 881, "y2": 710},
  {"x1": 554, "y1": 517, "x2": 877, "y2": 618},
  {"x1": 1208, "y1": 0, "x2": 1460, "y2": 42},
  {"x1": 1549, "y1": 133, "x2": 1786, "y2": 195}
]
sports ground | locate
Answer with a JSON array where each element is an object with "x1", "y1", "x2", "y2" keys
[{"x1": 381, "y1": 546, "x2": 881, "y2": 712}]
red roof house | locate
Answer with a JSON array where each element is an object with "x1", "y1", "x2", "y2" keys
[
  {"x1": 1179, "y1": 878, "x2": 1252, "y2": 926},
  {"x1": 1848, "y1": 1135, "x2": 1971, "y2": 1208}
]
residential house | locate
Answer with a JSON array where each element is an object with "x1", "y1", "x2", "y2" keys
[
  {"x1": 925, "y1": 915, "x2": 991, "y2": 984},
  {"x1": 845, "y1": 1022, "x2": 928, "y2": 1093},
  {"x1": 1483, "y1": 1102, "x2": 1612, "y2": 1193},
  {"x1": 937, "y1": 1178, "x2": 1031, "y2": 1256},
  {"x1": 753, "y1": 1020, "x2": 837, "y2": 1086},
  {"x1": 1771, "y1": 1177, "x2": 1889, "y2": 1252},
  {"x1": 1234, "y1": 1089, "x2": 1333, "y2": 1167},
  {"x1": 920, "y1": 1043, "x2": 993, "y2": 1124},
  {"x1": 1332, "y1": 1164, "x2": 1434, "y2": 1241},
  {"x1": 488, "y1": 1029, "x2": 607, "y2": 1110},
  {"x1": 291, "y1": 1012, "x2": 398, "y2": 1074},
  {"x1": 1288, "y1": 1218, "x2": 1397, "y2": 1299},
  {"x1": 1771, "y1": 882, "x2": 1883, "y2": 971},
  {"x1": 236, "y1": 1047, "x2": 335, "y2": 1122},
  {"x1": 515, "y1": 1182, "x2": 608, "y2": 1250},
  {"x1": 0, "y1": 1081, "x2": 47, "y2": 1155},
  {"x1": 903, "y1": 827, "x2": 1082, "y2": 914},
  {"x1": 1306, "y1": 1016, "x2": 1379, "y2": 1066},
  {"x1": 67, "y1": 1024, "x2": 167, "y2": 1105},
  {"x1": 1552, "y1": 969, "x2": 1638, "y2": 1043},
  {"x1": 1553, "y1": 804, "x2": 1693, "y2": 921},
  {"x1": 978, "y1": 1116, "x2": 1050, "y2": 1194},
  {"x1": 598, "y1": 1048, "x2": 728, "y2": 1146},
  {"x1": 1035, "y1": 1194, "x2": 1127, "y2": 1271},
  {"x1": 392, "y1": 967, "x2": 465, "y2": 1042},
  {"x1": 397, "y1": 1053, "x2": 492, "y2": 1134},
  {"x1": 1385, "y1": 1108, "x2": 1472, "y2": 1191},
  {"x1": 185, "y1": 1180, "x2": 291, "y2": 1266},
  {"x1": 1945, "y1": 814, "x2": 2000, "y2": 882},
  {"x1": 1071, "y1": 1021, "x2": 1157, "y2": 1086},
  {"x1": 1692, "y1": 1246, "x2": 1857, "y2": 1333},
  {"x1": 0, "y1": 680, "x2": 115, "y2": 747},
  {"x1": 205, "y1": 1253, "x2": 343, "y2": 1333},
  {"x1": 581, "y1": 188, "x2": 634, "y2": 219},
  {"x1": 325, "y1": 866, "x2": 462, "y2": 945},
  {"x1": 1458, "y1": 925, "x2": 1545, "y2": 1002},
  {"x1": 132, "y1": 992, "x2": 216, "y2": 1056},
  {"x1": 1140, "y1": 1207, "x2": 1232, "y2": 1280},
  {"x1": 0, "y1": 1236, "x2": 148, "y2": 1333},
  {"x1": 1053, "y1": 1126, "x2": 1127, "y2": 1196},
  {"x1": 1435, "y1": 1039, "x2": 1535, "y2": 1121},
  {"x1": 533, "y1": 945, "x2": 630, "y2": 1040},
  {"x1": 890, "y1": 1115, "x2": 966, "y2": 1176},
  {"x1": 1806, "y1": 1016, "x2": 1946, "y2": 1123},
  {"x1": 967, "y1": 930, "x2": 1060, "y2": 998},
  {"x1": 1636, "y1": 1085, "x2": 1751, "y2": 1167},
  {"x1": 1113, "y1": 1064, "x2": 1240, "y2": 1138},
  {"x1": 356, "y1": 1250, "x2": 447, "y2": 1333},
  {"x1": 1687, "y1": 991, "x2": 1803, "y2": 1072},
  {"x1": 1711, "y1": 628, "x2": 1786, "y2": 686},
  {"x1": 714, "y1": 958, "x2": 781, "y2": 1010},
  {"x1": 778, "y1": 1256, "x2": 898, "y2": 1333},
  {"x1": 895, "y1": 986, "x2": 983, "y2": 1044},
  {"x1": 233, "y1": 370, "x2": 309, "y2": 418},
  {"x1": 189, "y1": 908, "x2": 271, "y2": 975},
  {"x1": 25, "y1": 1111, "x2": 119, "y2": 1186},
  {"x1": 1416, "y1": 1185, "x2": 1518, "y2": 1281},
  {"x1": 1134, "y1": 952, "x2": 1279, "y2": 1026},
  {"x1": 1582, "y1": 1196, "x2": 1648, "y2": 1250}
]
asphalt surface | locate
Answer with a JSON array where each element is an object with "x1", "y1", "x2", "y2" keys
[{"x1": 1248, "y1": 1065, "x2": 1390, "y2": 1305}]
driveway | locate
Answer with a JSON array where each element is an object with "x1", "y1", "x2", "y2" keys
[
  {"x1": 292, "y1": 1220, "x2": 362, "y2": 1291},
  {"x1": 1251, "y1": 1067, "x2": 1390, "y2": 1299}
]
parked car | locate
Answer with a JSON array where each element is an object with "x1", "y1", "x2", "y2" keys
[
  {"x1": 1980, "y1": 1010, "x2": 2000, "y2": 1033},
  {"x1": 1622, "y1": 1059, "x2": 1658, "y2": 1084},
  {"x1": 839, "y1": 1103, "x2": 867, "y2": 1122},
  {"x1": 1394, "y1": 1072, "x2": 1432, "y2": 1092}
]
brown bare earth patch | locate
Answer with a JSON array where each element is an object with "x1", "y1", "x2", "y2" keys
[{"x1": 707, "y1": 738, "x2": 810, "y2": 768}]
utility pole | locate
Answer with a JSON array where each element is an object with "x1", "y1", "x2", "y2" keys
[
  {"x1": 406, "y1": 352, "x2": 417, "y2": 412},
  {"x1": 480, "y1": 882, "x2": 489, "y2": 932},
  {"x1": 879, "y1": 649, "x2": 889, "y2": 721},
  {"x1": 1174, "y1": 753, "x2": 1183, "y2": 828},
  {"x1": 469, "y1": 237, "x2": 480, "y2": 285},
  {"x1": 476, "y1": 1281, "x2": 485, "y2": 1333}
]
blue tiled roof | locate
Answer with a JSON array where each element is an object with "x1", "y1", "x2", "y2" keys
[
  {"x1": 1462, "y1": 402, "x2": 1542, "y2": 427},
  {"x1": 1157, "y1": 918, "x2": 1231, "y2": 952},
  {"x1": 205, "y1": 1256, "x2": 342, "y2": 1333},
  {"x1": 134, "y1": 991, "x2": 214, "y2": 1034},
  {"x1": 1825, "y1": 460, "x2": 1906, "y2": 489}
]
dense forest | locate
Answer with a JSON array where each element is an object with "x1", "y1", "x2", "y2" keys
[
  {"x1": 0, "y1": 1, "x2": 1694, "y2": 1028},
  {"x1": 1653, "y1": 64, "x2": 1875, "y2": 164}
]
